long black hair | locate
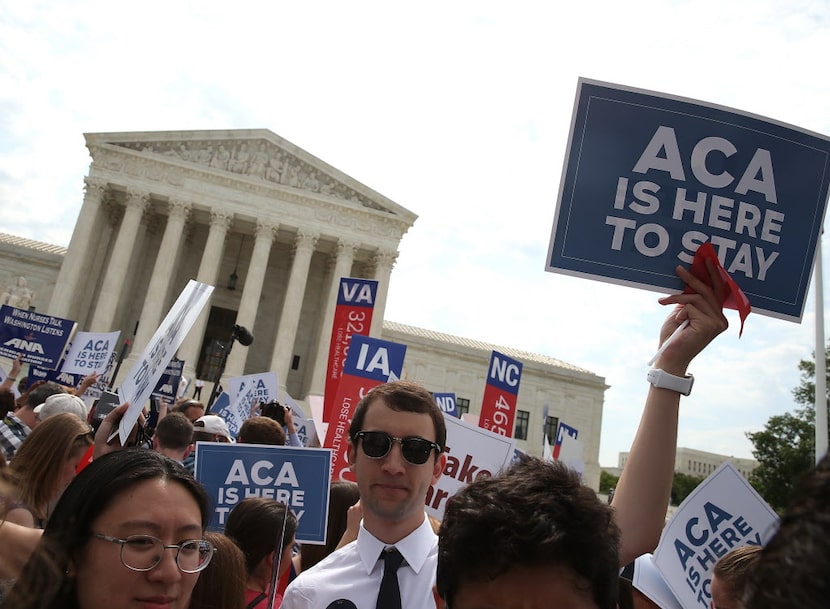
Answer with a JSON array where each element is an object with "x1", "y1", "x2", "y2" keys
[{"x1": 3, "y1": 448, "x2": 210, "y2": 609}]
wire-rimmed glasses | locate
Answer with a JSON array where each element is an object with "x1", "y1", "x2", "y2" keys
[{"x1": 92, "y1": 533, "x2": 214, "y2": 573}]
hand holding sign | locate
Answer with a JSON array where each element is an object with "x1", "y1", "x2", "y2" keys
[
  {"x1": 653, "y1": 258, "x2": 729, "y2": 375},
  {"x1": 612, "y1": 253, "x2": 733, "y2": 565}
]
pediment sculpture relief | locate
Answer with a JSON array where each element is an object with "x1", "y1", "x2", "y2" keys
[{"x1": 116, "y1": 140, "x2": 389, "y2": 213}]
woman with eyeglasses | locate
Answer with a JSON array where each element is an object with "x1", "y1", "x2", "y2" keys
[
  {"x1": 2, "y1": 448, "x2": 214, "y2": 609},
  {"x1": 4, "y1": 412, "x2": 93, "y2": 528}
]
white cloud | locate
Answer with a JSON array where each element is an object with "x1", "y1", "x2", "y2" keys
[{"x1": 1, "y1": 0, "x2": 828, "y2": 466}]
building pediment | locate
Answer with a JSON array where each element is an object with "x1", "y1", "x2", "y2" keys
[{"x1": 84, "y1": 129, "x2": 413, "y2": 220}]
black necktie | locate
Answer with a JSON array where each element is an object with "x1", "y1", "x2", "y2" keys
[{"x1": 375, "y1": 548, "x2": 404, "y2": 609}]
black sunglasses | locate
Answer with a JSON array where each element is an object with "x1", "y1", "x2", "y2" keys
[{"x1": 355, "y1": 431, "x2": 440, "y2": 465}]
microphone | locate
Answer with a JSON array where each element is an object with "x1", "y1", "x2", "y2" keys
[{"x1": 232, "y1": 324, "x2": 254, "y2": 346}]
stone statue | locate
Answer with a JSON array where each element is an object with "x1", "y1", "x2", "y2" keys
[
  {"x1": 1, "y1": 276, "x2": 35, "y2": 310},
  {"x1": 229, "y1": 143, "x2": 250, "y2": 174},
  {"x1": 210, "y1": 145, "x2": 230, "y2": 171},
  {"x1": 266, "y1": 153, "x2": 284, "y2": 183},
  {"x1": 247, "y1": 143, "x2": 269, "y2": 179}
]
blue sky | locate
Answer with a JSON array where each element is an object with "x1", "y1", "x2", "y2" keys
[{"x1": 1, "y1": 0, "x2": 829, "y2": 465}]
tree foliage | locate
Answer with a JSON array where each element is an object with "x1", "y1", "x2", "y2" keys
[
  {"x1": 791, "y1": 347, "x2": 830, "y2": 407},
  {"x1": 747, "y1": 407, "x2": 815, "y2": 512},
  {"x1": 746, "y1": 344, "x2": 830, "y2": 512},
  {"x1": 599, "y1": 470, "x2": 619, "y2": 493},
  {"x1": 671, "y1": 472, "x2": 704, "y2": 506}
]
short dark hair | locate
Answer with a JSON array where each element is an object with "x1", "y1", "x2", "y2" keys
[
  {"x1": 174, "y1": 399, "x2": 205, "y2": 419},
  {"x1": 437, "y1": 457, "x2": 620, "y2": 609},
  {"x1": 6, "y1": 449, "x2": 210, "y2": 609},
  {"x1": 225, "y1": 497, "x2": 298, "y2": 576},
  {"x1": 238, "y1": 416, "x2": 285, "y2": 446},
  {"x1": 348, "y1": 380, "x2": 446, "y2": 452},
  {"x1": 744, "y1": 452, "x2": 830, "y2": 609},
  {"x1": 154, "y1": 412, "x2": 194, "y2": 450},
  {"x1": 25, "y1": 381, "x2": 65, "y2": 410}
]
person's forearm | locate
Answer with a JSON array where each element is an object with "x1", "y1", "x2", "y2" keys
[
  {"x1": 612, "y1": 261, "x2": 728, "y2": 566},
  {"x1": 611, "y1": 386, "x2": 680, "y2": 565}
]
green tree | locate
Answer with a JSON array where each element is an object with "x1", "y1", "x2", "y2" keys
[
  {"x1": 746, "y1": 345, "x2": 830, "y2": 512},
  {"x1": 746, "y1": 408, "x2": 815, "y2": 511},
  {"x1": 791, "y1": 346, "x2": 830, "y2": 406},
  {"x1": 599, "y1": 470, "x2": 619, "y2": 493},
  {"x1": 670, "y1": 472, "x2": 704, "y2": 506}
]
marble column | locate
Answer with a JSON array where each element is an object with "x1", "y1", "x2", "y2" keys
[
  {"x1": 368, "y1": 249, "x2": 398, "y2": 337},
  {"x1": 179, "y1": 210, "x2": 233, "y2": 381},
  {"x1": 270, "y1": 229, "x2": 319, "y2": 388},
  {"x1": 49, "y1": 177, "x2": 108, "y2": 319},
  {"x1": 89, "y1": 189, "x2": 149, "y2": 332},
  {"x1": 131, "y1": 199, "x2": 192, "y2": 352},
  {"x1": 307, "y1": 239, "x2": 358, "y2": 396},
  {"x1": 73, "y1": 195, "x2": 121, "y2": 332},
  {"x1": 223, "y1": 220, "x2": 276, "y2": 379}
]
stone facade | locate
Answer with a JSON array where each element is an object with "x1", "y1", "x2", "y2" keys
[
  {"x1": 618, "y1": 446, "x2": 759, "y2": 479},
  {"x1": 0, "y1": 129, "x2": 607, "y2": 489}
]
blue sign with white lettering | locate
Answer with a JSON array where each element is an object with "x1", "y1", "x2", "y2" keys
[
  {"x1": 434, "y1": 392, "x2": 458, "y2": 418},
  {"x1": 486, "y1": 351, "x2": 523, "y2": 395},
  {"x1": 336, "y1": 277, "x2": 378, "y2": 307},
  {"x1": 151, "y1": 357, "x2": 183, "y2": 401},
  {"x1": 194, "y1": 443, "x2": 332, "y2": 543},
  {"x1": 0, "y1": 305, "x2": 75, "y2": 369},
  {"x1": 343, "y1": 334, "x2": 407, "y2": 382},
  {"x1": 29, "y1": 359, "x2": 83, "y2": 388},
  {"x1": 547, "y1": 78, "x2": 830, "y2": 321}
]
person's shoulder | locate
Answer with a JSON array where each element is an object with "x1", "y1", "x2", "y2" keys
[{"x1": 292, "y1": 542, "x2": 359, "y2": 583}]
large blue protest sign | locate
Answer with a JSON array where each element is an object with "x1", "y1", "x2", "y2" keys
[
  {"x1": 0, "y1": 306, "x2": 75, "y2": 369},
  {"x1": 547, "y1": 78, "x2": 830, "y2": 321},
  {"x1": 195, "y1": 442, "x2": 332, "y2": 544},
  {"x1": 29, "y1": 360, "x2": 83, "y2": 388}
]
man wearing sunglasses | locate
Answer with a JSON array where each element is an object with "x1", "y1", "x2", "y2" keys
[{"x1": 283, "y1": 380, "x2": 446, "y2": 609}]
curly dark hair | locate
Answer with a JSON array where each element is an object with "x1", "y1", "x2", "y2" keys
[
  {"x1": 436, "y1": 456, "x2": 620, "y2": 609},
  {"x1": 743, "y1": 452, "x2": 830, "y2": 609}
]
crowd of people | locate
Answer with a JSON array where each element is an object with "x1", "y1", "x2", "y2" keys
[{"x1": 0, "y1": 260, "x2": 827, "y2": 609}]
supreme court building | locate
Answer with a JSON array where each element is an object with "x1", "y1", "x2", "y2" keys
[{"x1": 0, "y1": 129, "x2": 607, "y2": 488}]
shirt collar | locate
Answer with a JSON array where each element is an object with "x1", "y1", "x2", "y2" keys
[
  {"x1": 356, "y1": 515, "x2": 437, "y2": 575},
  {"x1": 5, "y1": 412, "x2": 31, "y2": 432}
]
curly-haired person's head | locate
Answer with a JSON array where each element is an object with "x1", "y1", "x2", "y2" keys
[
  {"x1": 743, "y1": 452, "x2": 830, "y2": 609},
  {"x1": 436, "y1": 457, "x2": 619, "y2": 609}
]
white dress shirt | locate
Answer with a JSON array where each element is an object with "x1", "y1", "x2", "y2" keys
[{"x1": 282, "y1": 515, "x2": 437, "y2": 609}]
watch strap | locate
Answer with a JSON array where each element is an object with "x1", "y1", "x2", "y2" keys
[{"x1": 647, "y1": 368, "x2": 694, "y2": 396}]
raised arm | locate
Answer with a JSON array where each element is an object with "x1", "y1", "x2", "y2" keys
[
  {"x1": 72, "y1": 371, "x2": 99, "y2": 397},
  {"x1": 0, "y1": 355, "x2": 23, "y2": 392},
  {"x1": 612, "y1": 260, "x2": 728, "y2": 565}
]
